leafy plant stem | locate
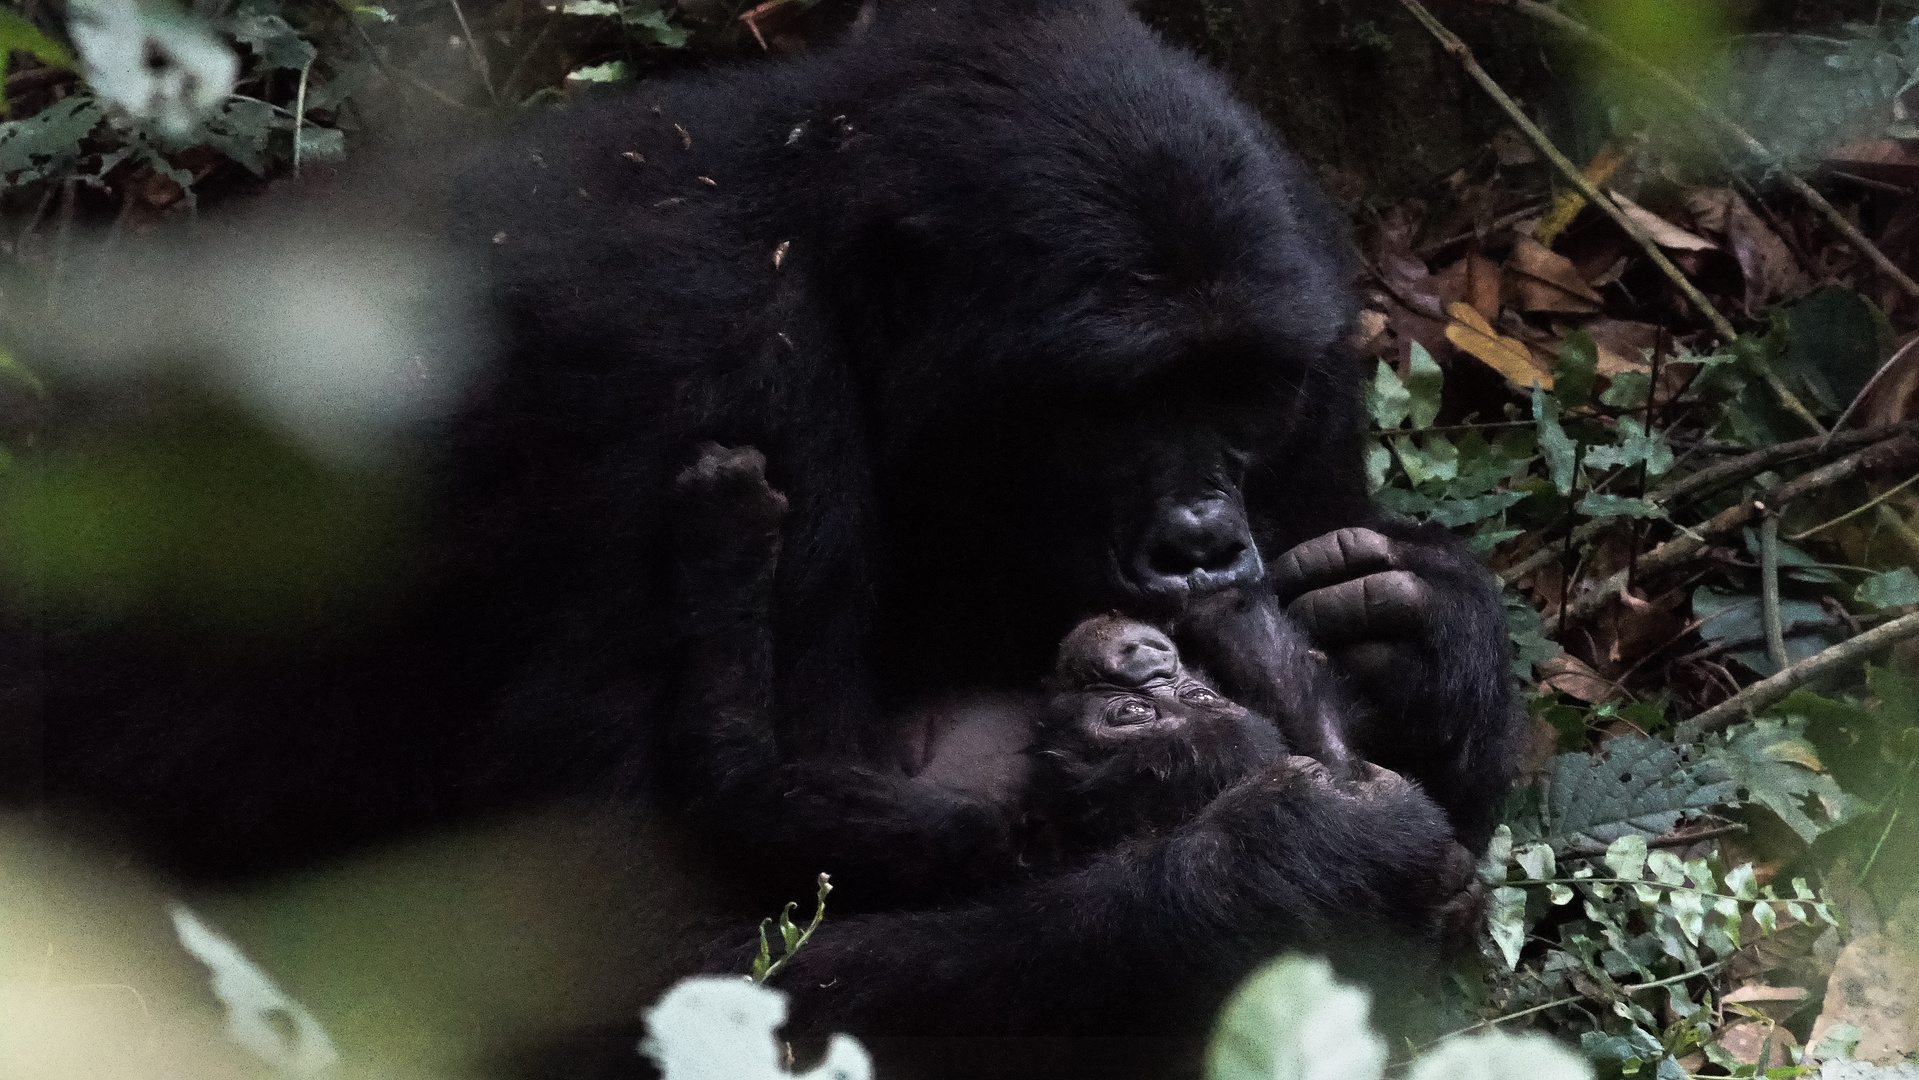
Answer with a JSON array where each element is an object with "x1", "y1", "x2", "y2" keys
[
  {"x1": 1681, "y1": 611, "x2": 1919, "y2": 735},
  {"x1": 1760, "y1": 514, "x2": 1789, "y2": 671},
  {"x1": 1395, "y1": 0, "x2": 1826, "y2": 437},
  {"x1": 1430, "y1": 959, "x2": 1731, "y2": 1045},
  {"x1": 1492, "y1": 0, "x2": 1919, "y2": 303}
]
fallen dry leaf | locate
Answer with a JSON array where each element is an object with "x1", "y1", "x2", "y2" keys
[
  {"x1": 1716, "y1": 1020, "x2": 1800, "y2": 1068},
  {"x1": 1723, "y1": 984, "x2": 1810, "y2": 1024},
  {"x1": 1685, "y1": 188, "x2": 1810, "y2": 313},
  {"x1": 1445, "y1": 301, "x2": 1551, "y2": 388},
  {"x1": 1430, "y1": 253, "x2": 1502, "y2": 323},
  {"x1": 1538, "y1": 654, "x2": 1617, "y2": 703},
  {"x1": 1610, "y1": 190, "x2": 1716, "y2": 251},
  {"x1": 1827, "y1": 140, "x2": 1919, "y2": 187},
  {"x1": 1585, "y1": 318, "x2": 1660, "y2": 377},
  {"x1": 1506, "y1": 235, "x2": 1604, "y2": 314},
  {"x1": 1810, "y1": 895, "x2": 1919, "y2": 1065}
]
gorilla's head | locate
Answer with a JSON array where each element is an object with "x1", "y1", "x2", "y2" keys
[{"x1": 833, "y1": 2, "x2": 1357, "y2": 662}]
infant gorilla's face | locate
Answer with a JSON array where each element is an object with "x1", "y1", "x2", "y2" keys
[
  {"x1": 1049, "y1": 615, "x2": 1250, "y2": 740},
  {"x1": 1037, "y1": 614, "x2": 1283, "y2": 845}
]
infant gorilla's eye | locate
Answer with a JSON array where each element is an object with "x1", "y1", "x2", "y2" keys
[
  {"x1": 1106, "y1": 698, "x2": 1157, "y2": 725},
  {"x1": 1178, "y1": 684, "x2": 1220, "y2": 705}
]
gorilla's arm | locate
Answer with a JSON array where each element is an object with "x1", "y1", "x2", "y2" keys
[
  {"x1": 1269, "y1": 523, "x2": 1519, "y2": 851},
  {"x1": 767, "y1": 760, "x2": 1476, "y2": 1047},
  {"x1": 668, "y1": 444, "x2": 1023, "y2": 906}
]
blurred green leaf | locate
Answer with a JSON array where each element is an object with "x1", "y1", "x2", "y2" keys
[
  {"x1": 1407, "y1": 342, "x2": 1443, "y2": 430},
  {"x1": 1206, "y1": 956, "x2": 1385, "y2": 1080},
  {"x1": 1856, "y1": 567, "x2": 1919, "y2": 611},
  {"x1": 1367, "y1": 359, "x2": 1411, "y2": 430},
  {"x1": 1553, "y1": 332, "x2": 1598, "y2": 411}
]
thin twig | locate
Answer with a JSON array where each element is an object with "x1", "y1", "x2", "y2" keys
[
  {"x1": 1494, "y1": 0, "x2": 1919, "y2": 303},
  {"x1": 1397, "y1": 0, "x2": 1825, "y2": 436},
  {"x1": 1498, "y1": 421, "x2": 1919, "y2": 586},
  {"x1": 1827, "y1": 336, "x2": 1919, "y2": 445},
  {"x1": 1789, "y1": 467, "x2": 1919, "y2": 541},
  {"x1": 1759, "y1": 514, "x2": 1789, "y2": 671},
  {"x1": 448, "y1": 0, "x2": 497, "y2": 102},
  {"x1": 1560, "y1": 436, "x2": 1919, "y2": 628},
  {"x1": 1559, "y1": 823, "x2": 1746, "y2": 860},
  {"x1": 1680, "y1": 611, "x2": 1919, "y2": 737},
  {"x1": 292, "y1": 61, "x2": 312, "y2": 178}
]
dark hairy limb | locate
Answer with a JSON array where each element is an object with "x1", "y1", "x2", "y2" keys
[
  {"x1": 1270, "y1": 524, "x2": 1520, "y2": 852},
  {"x1": 1171, "y1": 588, "x2": 1362, "y2": 779},
  {"x1": 766, "y1": 760, "x2": 1476, "y2": 1058},
  {"x1": 667, "y1": 443, "x2": 1021, "y2": 906}
]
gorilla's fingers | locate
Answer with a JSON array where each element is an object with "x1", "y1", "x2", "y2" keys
[
  {"x1": 1285, "y1": 570, "x2": 1429, "y2": 647},
  {"x1": 1271, "y1": 527, "x2": 1394, "y2": 602}
]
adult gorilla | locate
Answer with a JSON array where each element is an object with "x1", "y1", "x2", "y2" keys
[{"x1": 29, "y1": 0, "x2": 1519, "y2": 1072}]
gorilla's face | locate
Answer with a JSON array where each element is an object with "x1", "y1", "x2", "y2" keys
[{"x1": 877, "y1": 344, "x2": 1312, "y2": 677}]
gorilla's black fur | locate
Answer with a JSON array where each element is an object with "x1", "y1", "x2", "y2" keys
[{"x1": 22, "y1": 0, "x2": 1521, "y2": 1074}]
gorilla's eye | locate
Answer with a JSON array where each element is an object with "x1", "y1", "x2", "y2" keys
[
  {"x1": 1178, "y1": 683, "x2": 1220, "y2": 705},
  {"x1": 1107, "y1": 698, "x2": 1157, "y2": 725}
]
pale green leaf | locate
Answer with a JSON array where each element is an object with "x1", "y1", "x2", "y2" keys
[{"x1": 1205, "y1": 955, "x2": 1386, "y2": 1080}]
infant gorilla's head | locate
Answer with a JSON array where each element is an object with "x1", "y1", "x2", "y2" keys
[{"x1": 1035, "y1": 614, "x2": 1286, "y2": 845}]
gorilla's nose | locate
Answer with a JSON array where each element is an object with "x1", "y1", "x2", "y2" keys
[{"x1": 1131, "y1": 494, "x2": 1263, "y2": 600}]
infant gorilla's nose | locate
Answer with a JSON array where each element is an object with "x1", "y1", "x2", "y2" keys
[
  {"x1": 1132, "y1": 493, "x2": 1263, "y2": 601},
  {"x1": 1054, "y1": 615, "x2": 1179, "y2": 687},
  {"x1": 1101, "y1": 625, "x2": 1178, "y2": 685}
]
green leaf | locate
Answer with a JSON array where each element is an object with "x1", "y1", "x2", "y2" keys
[
  {"x1": 295, "y1": 125, "x2": 344, "y2": 161},
  {"x1": 1515, "y1": 842, "x2": 1555, "y2": 881},
  {"x1": 1601, "y1": 370, "x2": 1651, "y2": 409},
  {"x1": 1367, "y1": 359, "x2": 1412, "y2": 430},
  {"x1": 229, "y1": 12, "x2": 316, "y2": 70},
  {"x1": 1576, "y1": 493, "x2": 1667, "y2": 520},
  {"x1": 350, "y1": 5, "x2": 395, "y2": 24},
  {"x1": 1583, "y1": 417, "x2": 1674, "y2": 476},
  {"x1": 1540, "y1": 738, "x2": 1736, "y2": 851},
  {"x1": 0, "y1": 9, "x2": 76, "y2": 114},
  {"x1": 567, "y1": 60, "x2": 634, "y2": 82},
  {"x1": 1488, "y1": 887, "x2": 1527, "y2": 971},
  {"x1": 1856, "y1": 567, "x2": 1919, "y2": 610},
  {"x1": 1534, "y1": 387, "x2": 1577, "y2": 496},
  {"x1": 1706, "y1": 717, "x2": 1857, "y2": 842},
  {"x1": 625, "y1": 7, "x2": 689, "y2": 48},
  {"x1": 1408, "y1": 1032, "x2": 1594, "y2": 1080},
  {"x1": 1604, "y1": 835, "x2": 1648, "y2": 881},
  {"x1": 1553, "y1": 331, "x2": 1599, "y2": 411},
  {"x1": 0, "y1": 94, "x2": 102, "y2": 188},
  {"x1": 1393, "y1": 433, "x2": 1459, "y2": 486},
  {"x1": 1206, "y1": 956, "x2": 1386, "y2": 1080},
  {"x1": 778, "y1": 901, "x2": 803, "y2": 953},
  {"x1": 1363, "y1": 441, "x2": 1392, "y2": 494},
  {"x1": 1427, "y1": 491, "x2": 1527, "y2": 528},
  {"x1": 1407, "y1": 342, "x2": 1444, "y2": 430},
  {"x1": 1723, "y1": 863, "x2": 1758, "y2": 901},
  {"x1": 560, "y1": 0, "x2": 620, "y2": 12}
]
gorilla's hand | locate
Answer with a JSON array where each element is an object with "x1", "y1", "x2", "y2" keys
[
  {"x1": 1269, "y1": 524, "x2": 1518, "y2": 853},
  {"x1": 1270, "y1": 528, "x2": 1429, "y2": 711}
]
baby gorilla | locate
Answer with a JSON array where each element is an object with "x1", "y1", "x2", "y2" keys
[{"x1": 1029, "y1": 614, "x2": 1289, "y2": 850}]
